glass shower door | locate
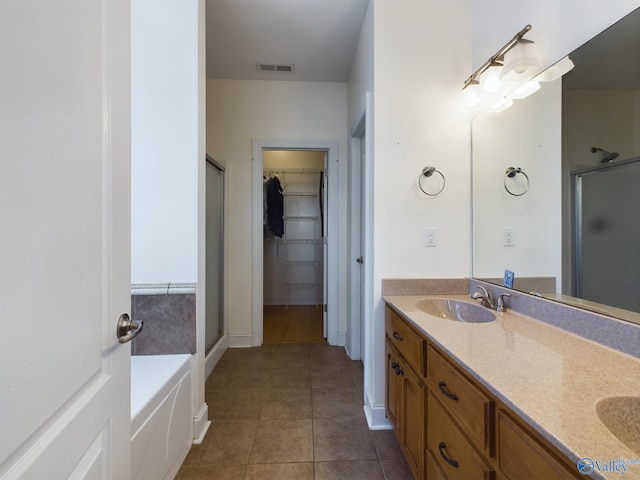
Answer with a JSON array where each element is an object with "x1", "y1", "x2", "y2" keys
[
  {"x1": 574, "y1": 159, "x2": 640, "y2": 312},
  {"x1": 206, "y1": 157, "x2": 224, "y2": 351}
]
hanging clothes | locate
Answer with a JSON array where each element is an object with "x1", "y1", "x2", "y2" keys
[{"x1": 266, "y1": 176, "x2": 284, "y2": 237}]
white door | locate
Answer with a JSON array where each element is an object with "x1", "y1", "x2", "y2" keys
[
  {"x1": 0, "y1": 1, "x2": 132, "y2": 479},
  {"x1": 322, "y1": 154, "x2": 329, "y2": 338},
  {"x1": 358, "y1": 134, "x2": 367, "y2": 360}
]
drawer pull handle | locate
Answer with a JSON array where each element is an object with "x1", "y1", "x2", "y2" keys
[
  {"x1": 391, "y1": 361, "x2": 399, "y2": 369},
  {"x1": 394, "y1": 364, "x2": 404, "y2": 376},
  {"x1": 392, "y1": 332, "x2": 404, "y2": 341},
  {"x1": 438, "y1": 381, "x2": 459, "y2": 401},
  {"x1": 438, "y1": 442, "x2": 459, "y2": 468}
]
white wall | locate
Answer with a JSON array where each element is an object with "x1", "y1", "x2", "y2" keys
[
  {"x1": 563, "y1": 89, "x2": 640, "y2": 168},
  {"x1": 206, "y1": 79, "x2": 349, "y2": 345},
  {"x1": 359, "y1": 0, "x2": 474, "y2": 427},
  {"x1": 470, "y1": 1, "x2": 639, "y2": 79},
  {"x1": 131, "y1": 0, "x2": 207, "y2": 443},
  {"x1": 131, "y1": 0, "x2": 200, "y2": 285}
]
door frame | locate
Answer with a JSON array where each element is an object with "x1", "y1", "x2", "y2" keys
[
  {"x1": 251, "y1": 139, "x2": 339, "y2": 346},
  {"x1": 347, "y1": 96, "x2": 371, "y2": 360}
]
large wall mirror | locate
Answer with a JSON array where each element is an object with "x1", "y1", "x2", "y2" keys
[{"x1": 472, "y1": 7, "x2": 640, "y2": 325}]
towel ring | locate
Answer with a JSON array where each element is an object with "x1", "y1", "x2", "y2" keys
[
  {"x1": 419, "y1": 166, "x2": 446, "y2": 196},
  {"x1": 503, "y1": 167, "x2": 529, "y2": 196}
]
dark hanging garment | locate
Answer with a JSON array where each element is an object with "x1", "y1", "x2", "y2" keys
[{"x1": 266, "y1": 176, "x2": 284, "y2": 237}]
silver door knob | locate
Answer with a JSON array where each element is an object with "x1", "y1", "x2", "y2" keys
[
  {"x1": 356, "y1": 256, "x2": 363, "y2": 264},
  {"x1": 116, "y1": 313, "x2": 144, "y2": 343}
]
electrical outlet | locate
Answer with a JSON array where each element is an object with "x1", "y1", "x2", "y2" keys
[
  {"x1": 424, "y1": 228, "x2": 437, "y2": 247},
  {"x1": 503, "y1": 227, "x2": 515, "y2": 246}
]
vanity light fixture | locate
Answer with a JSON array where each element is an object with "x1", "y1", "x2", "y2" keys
[
  {"x1": 463, "y1": 25, "x2": 536, "y2": 92},
  {"x1": 499, "y1": 38, "x2": 542, "y2": 80},
  {"x1": 537, "y1": 56, "x2": 575, "y2": 82},
  {"x1": 488, "y1": 97, "x2": 513, "y2": 113},
  {"x1": 463, "y1": 25, "x2": 542, "y2": 112},
  {"x1": 509, "y1": 80, "x2": 540, "y2": 99}
]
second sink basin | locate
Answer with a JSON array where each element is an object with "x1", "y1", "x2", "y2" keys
[
  {"x1": 596, "y1": 396, "x2": 640, "y2": 455},
  {"x1": 415, "y1": 298, "x2": 496, "y2": 323}
]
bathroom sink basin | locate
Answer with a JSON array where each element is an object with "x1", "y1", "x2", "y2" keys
[
  {"x1": 415, "y1": 298, "x2": 496, "y2": 323},
  {"x1": 596, "y1": 396, "x2": 640, "y2": 455}
]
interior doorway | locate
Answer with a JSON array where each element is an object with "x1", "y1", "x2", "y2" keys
[
  {"x1": 251, "y1": 139, "x2": 339, "y2": 347},
  {"x1": 263, "y1": 150, "x2": 326, "y2": 343}
]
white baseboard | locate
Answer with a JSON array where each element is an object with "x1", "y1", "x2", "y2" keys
[
  {"x1": 192, "y1": 403, "x2": 211, "y2": 445},
  {"x1": 363, "y1": 392, "x2": 392, "y2": 430},
  {"x1": 228, "y1": 334, "x2": 254, "y2": 348}
]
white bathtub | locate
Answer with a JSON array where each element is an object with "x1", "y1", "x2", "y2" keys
[{"x1": 131, "y1": 354, "x2": 193, "y2": 480}]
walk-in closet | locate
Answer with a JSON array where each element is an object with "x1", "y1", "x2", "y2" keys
[{"x1": 263, "y1": 150, "x2": 326, "y2": 343}]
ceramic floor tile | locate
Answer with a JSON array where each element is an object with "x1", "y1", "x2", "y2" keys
[
  {"x1": 265, "y1": 366, "x2": 311, "y2": 389},
  {"x1": 379, "y1": 458, "x2": 414, "y2": 480},
  {"x1": 249, "y1": 419, "x2": 314, "y2": 464},
  {"x1": 177, "y1": 344, "x2": 410, "y2": 480},
  {"x1": 313, "y1": 417, "x2": 377, "y2": 462},
  {"x1": 311, "y1": 366, "x2": 356, "y2": 389},
  {"x1": 182, "y1": 420, "x2": 258, "y2": 466},
  {"x1": 312, "y1": 387, "x2": 363, "y2": 418},
  {"x1": 208, "y1": 388, "x2": 266, "y2": 420},
  {"x1": 174, "y1": 464, "x2": 246, "y2": 480},
  {"x1": 315, "y1": 460, "x2": 384, "y2": 480},
  {"x1": 370, "y1": 430, "x2": 405, "y2": 460},
  {"x1": 261, "y1": 388, "x2": 313, "y2": 419},
  {"x1": 224, "y1": 366, "x2": 272, "y2": 390},
  {"x1": 244, "y1": 462, "x2": 315, "y2": 480}
]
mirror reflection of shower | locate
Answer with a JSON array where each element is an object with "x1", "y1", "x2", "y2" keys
[{"x1": 591, "y1": 147, "x2": 620, "y2": 163}]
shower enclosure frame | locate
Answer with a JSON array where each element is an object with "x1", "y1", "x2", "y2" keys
[{"x1": 571, "y1": 156, "x2": 640, "y2": 311}]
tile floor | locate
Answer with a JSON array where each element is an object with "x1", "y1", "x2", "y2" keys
[{"x1": 176, "y1": 343, "x2": 414, "y2": 480}]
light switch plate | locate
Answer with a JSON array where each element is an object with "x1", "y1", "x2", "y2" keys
[
  {"x1": 503, "y1": 227, "x2": 515, "y2": 246},
  {"x1": 424, "y1": 228, "x2": 437, "y2": 247}
]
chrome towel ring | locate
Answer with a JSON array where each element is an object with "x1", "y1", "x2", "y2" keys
[
  {"x1": 419, "y1": 166, "x2": 446, "y2": 196},
  {"x1": 504, "y1": 167, "x2": 529, "y2": 196}
]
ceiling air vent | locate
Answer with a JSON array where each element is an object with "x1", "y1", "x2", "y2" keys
[{"x1": 257, "y1": 62, "x2": 294, "y2": 73}]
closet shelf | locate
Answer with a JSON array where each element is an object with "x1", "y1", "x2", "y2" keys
[
  {"x1": 263, "y1": 168, "x2": 323, "y2": 175},
  {"x1": 285, "y1": 260, "x2": 319, "y2": 266},
  {"x1": 284, "y1": 192, "x2": 319, "y2": 197},
  {"x1": 283, "y1": 239, "x2": 322, "y2": 244},
  {"x1": 284, "y1": 215, "x2": 319, "y2": 221}
]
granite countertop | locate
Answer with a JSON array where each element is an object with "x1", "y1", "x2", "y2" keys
[{"x1": 384, "y1": 294, "x2": 640, "y2": 480}]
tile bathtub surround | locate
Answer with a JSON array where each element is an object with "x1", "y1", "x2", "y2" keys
[
  {"x1": 470, "y1": 279, "x2": 640, "y2": 359},
  {"x1": 130, "y1": 286, "x2": 196, "y2": 355},
  {"x1": 176, "y1": 343, "x2": 413, "y2": 480}
]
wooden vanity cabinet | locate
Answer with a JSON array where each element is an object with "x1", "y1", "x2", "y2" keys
[
  {"x1": 385, "y1": 306, "x2": 427, "y2": 480},
  {"x1": 384, "y1": 304, "x2": 581, "y2": 480}
]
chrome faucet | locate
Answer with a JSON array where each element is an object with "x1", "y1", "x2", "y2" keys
[
  {"x1": 471, "y1": 286, "x2": 495, "y2": 309},
  {"x1": 471, "y1": 286, "x2": 511, "y2": 312}
]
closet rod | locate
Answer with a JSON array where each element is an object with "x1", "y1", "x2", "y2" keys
[{"x1": 263, "y1": 167, "x2": 323, "y2": 175}]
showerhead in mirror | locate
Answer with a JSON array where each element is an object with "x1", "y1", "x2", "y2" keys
[{"x1": 591, "y1": 147, "x2": 620, "y2": 163}]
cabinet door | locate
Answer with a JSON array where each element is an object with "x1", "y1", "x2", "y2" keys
[
  {"x1": 402, "y1": 362, "x2": 426, "y2": 480},
  {"x1": 385, "y1": 341, "x2": 402, "y2": 435},
  {"x1": 499, "y1": 410, "x2": 579, "y2": 480}
]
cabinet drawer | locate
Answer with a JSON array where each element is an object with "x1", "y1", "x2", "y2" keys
[
  {"x1": 498, "y1": 410, "x2": 579, "y2": 480},
  {"x1": 426, "y1": 449, "x2": 448, "y2": 480},
  {"x1": 428, "y1": 392, "x2": 495, "y2": 480},
  {"x1": 385, "y1": 306, "x2": 426, "y2": 376},
  {"x1": 427, "y1": 345, "x2": 494, "y2": 456}
]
